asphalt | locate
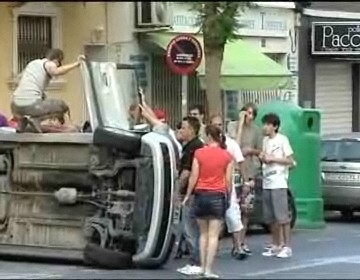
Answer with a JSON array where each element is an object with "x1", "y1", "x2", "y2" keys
[{"x1": 0, "y1": 212, "x2": 359, "y2": 279}]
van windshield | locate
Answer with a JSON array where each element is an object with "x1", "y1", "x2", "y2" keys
[
  {"x1": 321, "y1": 139, "x2": 360, "y2": 162},
  {"x1": 87, "y1": 62, "x2": 139, "y2": 131}
]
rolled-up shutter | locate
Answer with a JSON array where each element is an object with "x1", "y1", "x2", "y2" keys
[{"x1": 315, "y1": 62, "x2": 352, "y2": 135}]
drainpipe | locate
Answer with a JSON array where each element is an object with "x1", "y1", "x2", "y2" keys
[
  {"x1": 294, "y1": 1, "x2": 312, "y2": 107},
  {"x1": 105, "y1": 2, "x2": 109, "y2": 45}
]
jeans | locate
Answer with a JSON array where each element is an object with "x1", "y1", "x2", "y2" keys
[
  {"x1": 11, "y1": 99, "x2": 69, "y2": 120},
  {"x1": 182, "y1": 196, "x2": 200, "y2": 266}
]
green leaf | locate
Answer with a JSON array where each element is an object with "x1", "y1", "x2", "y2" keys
[{"x1": 190, "y1": 1, "x2": 253, "y2": 49}]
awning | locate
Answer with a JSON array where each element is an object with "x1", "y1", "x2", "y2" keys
[{"x1": 144, "y1": 33, "x2": 292, "y2": 91}]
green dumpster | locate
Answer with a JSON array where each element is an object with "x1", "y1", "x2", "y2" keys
[{"x1": 256, "y1": 101, "x2": 325, "y2": 229}]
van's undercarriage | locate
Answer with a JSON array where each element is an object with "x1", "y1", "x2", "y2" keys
[{"x1": 0, "y1": 130, "x2": 175, "y2": 269}]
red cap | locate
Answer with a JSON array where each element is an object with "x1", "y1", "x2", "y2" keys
[{"x1": 153, "y1": 109, "x2": 167, "y2": 122}]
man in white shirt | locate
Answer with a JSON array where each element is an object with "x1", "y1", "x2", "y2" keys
[
  {"x1": 11, "y1": 49, "x2": 85, "y2": 132},
  {"x1": 210, "y1": 115, "x2": 253, "y2": 259},
  {"x1": 259, "y1": 113, "x2": 295, "y2": 259}
]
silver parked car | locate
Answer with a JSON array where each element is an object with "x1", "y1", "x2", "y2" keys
[{"x1": 321, "y1": 133, "x2": 360, "y2": 219}]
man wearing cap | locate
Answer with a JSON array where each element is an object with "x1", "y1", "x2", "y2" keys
[{"x1": 137, "y1": 91, "x2": 182, "y2": 160}]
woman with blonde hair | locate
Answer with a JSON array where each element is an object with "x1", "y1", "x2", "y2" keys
[{"x1": 183, "y1": 125, "x2": 233, "y2": 279}]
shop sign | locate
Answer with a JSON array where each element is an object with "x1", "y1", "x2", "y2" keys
[
  {"x1": 165, "y1": 34, "x2": 203, "y2": 75},
  {"x1": 312, "y1": 22, "x2": 360, "y2": 55}
]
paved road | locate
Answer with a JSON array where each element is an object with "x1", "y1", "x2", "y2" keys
[{"x1": 0, "y1": 212, "x2": 359, "y2": 279}]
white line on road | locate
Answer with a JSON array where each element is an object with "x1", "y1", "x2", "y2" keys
[
  {"x1": 0, "y1": 273, "x2": 62, "y2": 279},
  {"x1": 245, "y1": 255, "x2": 360, "y2": 277},
  {"x1": 307, "y1": 237, "x2": 335, "y2": 242}
]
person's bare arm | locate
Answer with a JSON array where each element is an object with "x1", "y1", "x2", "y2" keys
[
  {"x1": 139, "y1": 88, "x2": 158, "y2": 120},
  {"x1": 244, "y1": 147, "x2": 262, "y2": 157},
  {"x1": 225, "y1": 160, "x2": 234, "y2": 199},
  {"x1": 185, "y1": 158, "x2": 200, "y2": 198},
  {"x1": 266, "y1": 154, "x2": 295, "y2": 167},
  {"x1": 45, "y1": 55, "x2": 85, "y2": 77},
  {"x1": 236, "y1": 161, "x2": 254, "y2": 195},
  {"x1": 237, "y1": 161, "x2": 249, "y2": 183},
  {"x1": 179, "y1": 170, "x2": 191, "y2": 195},
  {"x1": 235, "y1": 111, "x2": 246, "y2": 145},
  {"x1": 139, "y1": 104, "x2": 164, "y2": 128}
]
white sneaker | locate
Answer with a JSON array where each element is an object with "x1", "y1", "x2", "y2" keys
[
  {"x1": 188, "y1": 265, "x2": 203, "y2": 275},
  {"x1": 177, "y1": 264, "x2": 203, "y2": 275},
  {"x1": 176, "y1": 264, "x2": 190, "y2": 274},
  {"x1": 262, "y1": 246, "x2": 281, "y2": 257},
  {"x1": 276, "y1": 247, "x2": 292, "y2": 258},
  {"x1": 204, "y1": 272, "x2": 220, "y2": 279}
]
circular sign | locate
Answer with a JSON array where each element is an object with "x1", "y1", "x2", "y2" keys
[{"x1": 165, "y1": 34, "x2": 203, "y2": 75}]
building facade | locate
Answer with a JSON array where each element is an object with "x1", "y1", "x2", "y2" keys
[
  {"x1": 139, "y1": 2, "x2": 298, "y2": 124},
  {"x1": 0, "y1": 2, "x2": 108, "y2": 123},
  {"x1": 0, "y1": 2, "x2": 299, "y2": 128},
  {"x1": 298, "y1": 2, "x2": 360, "y2": 134}
]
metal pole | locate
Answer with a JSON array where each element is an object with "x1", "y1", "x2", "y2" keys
[{"x1": 181, "y1": 75, "x2": 188, "y2": 118}]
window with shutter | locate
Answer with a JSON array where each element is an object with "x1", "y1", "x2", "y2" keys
[
  {"x1": 8, "y1": 2, "x2": 63, "y2": 91},
  {"x1": 17, "y1": 16, "x2": 53, "y2": 73}
]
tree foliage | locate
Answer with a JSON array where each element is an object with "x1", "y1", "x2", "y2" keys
[
  {"x1": 190, "y1": 2, "x2": 253, "y2": 114},
  {"x1": 191, "y1": 2, "x2": 253, "y2": 50}
]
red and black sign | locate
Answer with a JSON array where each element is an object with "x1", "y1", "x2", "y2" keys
[{"x1": 166, "y1": 34, "x2": 203, "y2": 75}]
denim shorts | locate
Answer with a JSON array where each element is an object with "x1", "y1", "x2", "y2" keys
[{"x1": 193, "y1": 191, "x2": 226, "y2": 220}]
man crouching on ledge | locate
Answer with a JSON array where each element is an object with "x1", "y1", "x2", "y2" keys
[{"x1": 11, "y1": 48, "x2": 85, "y2": 133}]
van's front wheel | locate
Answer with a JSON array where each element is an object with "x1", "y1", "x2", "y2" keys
[
  {"x1": 83, "y1": 224, "x2": 135, "y2": 269},
  {"x1": 83, "y1": 243, "x2": 133, "y2": 269}
]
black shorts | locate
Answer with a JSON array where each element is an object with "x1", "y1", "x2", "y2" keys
[{"x1": 193, "y1": 191, "x2": 226, "y2": 220}]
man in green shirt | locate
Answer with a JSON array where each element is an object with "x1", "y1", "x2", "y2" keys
[{"x1": 235, "y1": 102, "x2": 263, "y2": 256}]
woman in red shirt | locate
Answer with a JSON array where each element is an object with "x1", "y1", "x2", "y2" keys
[{"x1": 183, "y1": 125, "x2": 233, "y2": 278}]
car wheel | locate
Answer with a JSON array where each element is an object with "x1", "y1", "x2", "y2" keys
[
  {"x1": 340, "y1": 210, "x2": 354, "y2": 221},
  {"x1": 261, "y1": 223, "x2": 270, "y2": 233},
  {"x1": 261, "y1": 191, "x2": 296, "y2": 233},
  {"x1": 83, "y1": 243, "x2": 133, "y2": 269}
]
